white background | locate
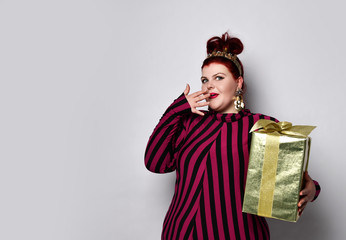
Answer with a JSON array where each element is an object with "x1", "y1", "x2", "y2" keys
[{"x1": 0, "y1": 0, "x2": 344, "y2": 239}]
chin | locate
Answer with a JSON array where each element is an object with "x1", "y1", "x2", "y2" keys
[
  {"x1": 209, "y1": 101, "x2": 225, "y2": 112},
  {"x1": 208, "y1": 103, "x2": 217, "y2": 110},
  {"x1": 209, "y1": 105, "x2": 222, "y2": 112}
]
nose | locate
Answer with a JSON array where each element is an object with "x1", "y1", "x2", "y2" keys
[{"x1": 207, "y1": 81, "x2": 214, "y2": 90}]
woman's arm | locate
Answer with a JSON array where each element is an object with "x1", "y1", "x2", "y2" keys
[
  {"x1": 144, "y1": 93, "x2": 191, "y2": 173},
  {"x1": 145, "y1": 85, "x2": 210, "y2": 173}
]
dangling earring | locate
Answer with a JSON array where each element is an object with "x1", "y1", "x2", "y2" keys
[{"x1": 234, "y1": 88, "x2": 245, "y2": 111}]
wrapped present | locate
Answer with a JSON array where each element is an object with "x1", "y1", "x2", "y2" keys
[{"x1": 242, "y1": 119, "x2": 316, "y2": 222}]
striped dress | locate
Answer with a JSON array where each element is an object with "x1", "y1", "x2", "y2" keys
[{"x1": 145, "y1": 94, "x2": 320, "y2": 240}]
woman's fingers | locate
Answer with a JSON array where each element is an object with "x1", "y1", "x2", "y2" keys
[
  {"x1": 184, "y1": 84, "x2": 190, "y2": 96},
  {"x1": 186, "y1": 90, "x2": 208, "y2": 103},
  {"x1": 190, "y1": 89, "x2": 208, "y2": 97},
  {"x1": 189, "y1": 95, "x2": 209, "y2": 109},
  {"x1": 298, "y1": 202, "x2": 307, "y2": 216},
  {"x1": 297, "y1": 172, "x2": 317, "y2": 217},
  {"x1": 188, "y1": 90, "x2": 209, "y2": 103},
  {"x1": 298, "y1": 195, "x2": 308, "y2": 216},
  {"x1": 192, "y1": 109, "x2": 205, "y2": 116},
  {"x1": 195, "y1": 93, "x2": 210, "y2": 101},
  {"x1": 184, "y1": 86, "x2": 209, "y2": 115},
  {"x1": 196, "y1": 101, "x2": 209, "y2": 107},
  {"x1": 299, "y1": 189, "x2": 307, "y2": 196},
  {"x1": 300, "y1": 172, "x2": 316, "y2": 202},
  {"x1": 298, "y1": 196, "x2": 308, "y2": 207}
]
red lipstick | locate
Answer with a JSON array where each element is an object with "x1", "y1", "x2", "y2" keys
[{"x1": 209, "y1": 93, "x2": 219, "y2": 99}]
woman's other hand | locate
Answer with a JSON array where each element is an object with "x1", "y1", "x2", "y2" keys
[
  {"x1": 184, "y1": 84, "x2": 210, "y2": 116},
  {"x1": 298, "y1": 171, "x2": 316, "y2": 216}
]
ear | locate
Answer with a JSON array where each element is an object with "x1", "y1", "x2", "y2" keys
[{"x1": 237, "y1": 77, "x2": 244, "y2": 89}]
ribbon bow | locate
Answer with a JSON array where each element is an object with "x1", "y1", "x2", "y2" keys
[{"x1": 250, "y1": 119, "x2": 316, "y2": 138}]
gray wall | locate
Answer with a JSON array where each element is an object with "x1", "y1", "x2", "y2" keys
[{"x1": 0, "y1": 0, "x2": 344, "y2": 239}]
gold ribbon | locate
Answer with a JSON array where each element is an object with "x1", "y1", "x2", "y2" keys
[
  {"x1": 250, "y1": 119, "x2": 315, "y2": 217},
  {"x1": 250, "y1": 119, "x2": 316, "y2": 138}
]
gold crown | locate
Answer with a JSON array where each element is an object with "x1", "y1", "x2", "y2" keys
[{"x1": 206, "y1": 50, "x2": 243, "y2": 76}]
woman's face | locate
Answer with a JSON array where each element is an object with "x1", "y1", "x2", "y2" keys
[{"x1": 201, "y1": 63, "x2": 243, "y2": 113}]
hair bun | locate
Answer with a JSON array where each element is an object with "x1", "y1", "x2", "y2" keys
[{"x1": 206, "y1": 32, "x2": 243, "y2": 55}]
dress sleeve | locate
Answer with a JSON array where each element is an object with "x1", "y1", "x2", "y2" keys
[
  {"x1": 312, "y1": 180, "x2": 321, "y2": 201},
  {"x1": 145, "y1": 93, "x2": 191, "y2": 173}
]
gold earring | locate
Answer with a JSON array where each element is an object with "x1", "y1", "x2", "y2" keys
[{"x1": 234, "y1": 88, "x2": 245, "y2": 111}]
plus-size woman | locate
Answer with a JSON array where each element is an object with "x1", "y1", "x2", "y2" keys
[{"x1": 145, "y1": 32, "x2": 320, "y2": 240}]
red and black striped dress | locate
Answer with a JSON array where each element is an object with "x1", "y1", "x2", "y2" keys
[{"x1": 145, "y1": 94, "x2": 320, "y2": 240}]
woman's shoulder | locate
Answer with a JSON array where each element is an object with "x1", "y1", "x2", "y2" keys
[
  {"x1": 247, "y1": 110, "x2": 279, "y2": 123},
  {"x1": 188, "y1": 109, "x2": 278, "y2": 122}
]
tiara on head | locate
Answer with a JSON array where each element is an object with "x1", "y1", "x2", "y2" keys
[{"x1": 206, "y1": 50, "x2": 243, "y2": 76}]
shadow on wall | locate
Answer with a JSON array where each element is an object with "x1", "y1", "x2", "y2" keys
[
  {"x1": 267, "y1": 202, "x2": 329, "y2": 240},
  {"x1": 242, "y1": 74, "x2": 264, "y2": 116}
]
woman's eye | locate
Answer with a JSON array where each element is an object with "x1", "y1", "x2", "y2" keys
[
  {"x1": 201, "y1": 78, "x2": 208, "y2": 83},
  {"x1": 216, "y1": 76, "x2": 224, "y2": 80}
]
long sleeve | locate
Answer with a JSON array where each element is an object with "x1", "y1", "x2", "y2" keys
[
  {"x1": 145, "y1": 93, "x2": 192, "y2": 173},
  {"x1": 312, "y1": 180, "x2": 321, "y2": 201}
]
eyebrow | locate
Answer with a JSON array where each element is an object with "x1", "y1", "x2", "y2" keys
[
  {"x1": 201, "y1": 72, "x2": 226, "y2": 79},
  {"x1": 213, "y1": 72, "x2": 226, "y2": 77}
]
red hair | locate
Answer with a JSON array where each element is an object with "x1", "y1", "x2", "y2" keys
[{"x1": 201, "y1": 32, "x2": 244, "y2": 85}]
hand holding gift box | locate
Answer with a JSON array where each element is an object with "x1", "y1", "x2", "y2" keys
[
  {"x1": 242, "y1": 119, "x2": 316, "y2": 222},
  {"x1": 298, "y1": 171, "x2": 317, "y2": 216}
]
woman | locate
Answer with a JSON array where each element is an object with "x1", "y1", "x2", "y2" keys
[{"x1": 145, "y1": 32, "x2": 320, "y2": 240}]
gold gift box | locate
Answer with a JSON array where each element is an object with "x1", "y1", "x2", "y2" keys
[{"x1": 242, "y1": 119, "x2": 316, "y2": 222}]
